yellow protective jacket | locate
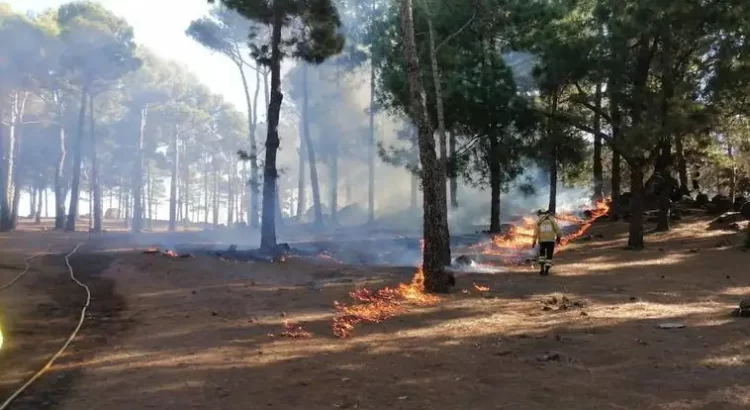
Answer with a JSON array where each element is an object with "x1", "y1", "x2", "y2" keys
[{"x1": 533, "y1": 215, "x2": 561, "y2": 243}]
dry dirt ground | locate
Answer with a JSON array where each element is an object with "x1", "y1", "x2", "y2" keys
[{"x1": 0, "y1": 216, "x2": 749, "y2": 410}]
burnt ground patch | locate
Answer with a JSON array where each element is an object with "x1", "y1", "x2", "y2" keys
[{"x1": 2, "y1": 248, "x2": 131, "y2": 410}]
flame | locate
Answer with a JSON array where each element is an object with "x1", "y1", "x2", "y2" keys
[
  {"x1": 330, "y1": 199, "x2": 609, "y2": 338},
  {"x1": 470, "y1": 198, "x2": 611, "y2": 264},
  {"x1": 473, "y1": 283, "x2": 490, "y2": 292},
  {"x1": 332, "y1": 266, "x2": 440, "y2": 338},
  {"x1": 270, "y1": 320, "x2": 313, "y2": 338}
]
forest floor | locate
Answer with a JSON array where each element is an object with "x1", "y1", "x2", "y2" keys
[{"x1": 0, "y1": 216, "x2": 749, "y2": 410}]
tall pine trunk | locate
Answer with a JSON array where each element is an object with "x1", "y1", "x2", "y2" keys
[
  {"x1": 400, "y1": 0, "x2": 452, "y2": 293},
  {"x1": 132, "y1": 106, "x2": 147, "y2": 232},
  {"x1": 367, "y1": 56, "x2": 376, "y2": 224},
  {"x1": 628, "y1": 165, "x2": 645, "y2": 249},
  {"x1": 169, "y1": 129, "x2": 179, "y2": 231},
  {"x1": 296, "y1": 124, "x2": 306, "y2": 219},
  {"x1": 212, "y1": 167, "x2": 219, "y2": 226},
  {"x1": 302, "y1": 65, "x2": 324, "y2": 228},
  {"x1": 35, "y1": 186, "x2": 42, "y2": 224},
  {"x1": 8, "y1": 92, "x2": 28, "y2": 230},
  {"x1": 426, "y1": 16, "x2": 449, "y2": 221},
  {"x1": 593, "y1": 81, "x2": 603, "y2": 200},
  {"x1": 675, "y1": 133, "x2": 689, "y2": 195},
  {"x1": 90, "y1": 96, "x2": 102, "y2": 233},
  {"x1": 66, "y1": 88, "x2": 88, "y2": 231},
  {"x1": 0, "y1": 88, "x2": 7, "y2": 230},
  {"x1": 259, "y1": 11, "x2": 283, "y2": 252},
  {"x1": 488, "y1": 132, "x2": 501, "y2": 233},
  {"x1": 55, "y1": 117, "x2": 67, "y2": 230},
  {"x1": 547, "y1": 93, "x2": 559, "y2": 214},
  {"x1": 238, "y1": 62, "x2": 259, "y2": 229},
  {"x1": 329, "y1": 144, "x2": 339, "y2": 225}
]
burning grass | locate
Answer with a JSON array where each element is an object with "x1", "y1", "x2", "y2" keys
[
  {"x1": 331, "y1": 199, "x2": 611, "y2": 338},
  {"x1": 332, "y1": 267, "x2": 440, "y2": 338}
]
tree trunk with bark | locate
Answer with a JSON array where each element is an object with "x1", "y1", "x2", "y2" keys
[
  {"x1": 259, "y1": 11, "x2": 283, "y2": 252},
  {"x1": 449, "y1": 131, "x2": 458, "y2": 209},
  {"x1": 66, "y1": 88, "x2": 88, "y2": 231},
  {"x1": 399, "y1": 0, "x2": 452, "y2": 293},
  {"x1": 628, "y1": 165, "x2": 645, "y2": 249}
]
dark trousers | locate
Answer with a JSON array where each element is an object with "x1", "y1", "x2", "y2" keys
[{"x1": 538, "y1": 242, "x2": 556, "y2": 267}]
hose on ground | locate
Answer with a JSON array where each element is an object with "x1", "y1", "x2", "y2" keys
[{"x1": 0, "y1": 241, "x2": 88, "y2": 410}]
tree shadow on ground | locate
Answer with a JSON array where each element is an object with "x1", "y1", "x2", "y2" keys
[{"x1": 3, "y1": 223, "x2": 750, "y2": 410}]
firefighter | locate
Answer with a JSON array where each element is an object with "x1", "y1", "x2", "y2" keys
[{"x1": 531, "y1": 209, "x2": 561, "y2": 276}]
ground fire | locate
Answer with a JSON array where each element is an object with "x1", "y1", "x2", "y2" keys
[{"x1": 331, "y1": 199, "x2": 610, "y2": 338}]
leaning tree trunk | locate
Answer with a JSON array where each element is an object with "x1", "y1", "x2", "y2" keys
[
  {"x1": 132, "y1": 106, "x2": 147, "y2": 233},
  {"x1": 90, "y1": 96, "x2": 102, "y2": 233},
  {"x1": 628, "y1": 164, "x2": 645, "y2": 249},
  {"x1": 302, "y1": 65, "x2": 324, "y2": 228},
  {"x1": 400, "y1": 0, "x2": 452, "y2": 293},
  {"x1": 66, "y1": 88, "x2": 88, "y2": 232},
  {"x1": 168, "y1": 129, "x2": 179, "y2": 232},
  {"x1": 259, "y1": 12, "x2": 283, "y2": 252}
]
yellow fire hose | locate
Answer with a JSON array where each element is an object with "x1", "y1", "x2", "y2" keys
[{"x1": 0, "y1": 242, "x2": 87, "y2": 410}]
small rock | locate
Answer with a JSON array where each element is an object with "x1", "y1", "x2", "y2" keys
[
  {"x1": 689, "y1": 249, "x2": 699, "y2": 254},
  {"x1": 542, "y1": 306, "x2": 552, "y2": 311},
  {"x1": 629, "y1": 297, "x2": 637, "y2": 302},
  {"x1": 579, "y1": 311, "x2": 588, "y2": 316},
  {"x1": 211, "y1": 311, "x2": 218, "y2": 316},
  {"x1": 739, "y1": 299, "x2": 750, "y2": 310},
  {"x1": 192, "y1": 290, "x2": 197, "y2": 295},
  {"x1": 661, "y1": 275, "x2": 666, "y2": 279}
]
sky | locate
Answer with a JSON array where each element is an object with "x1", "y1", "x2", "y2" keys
[{"x1": 7, "y1": 0, "x2": 272, "y2": 117}]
